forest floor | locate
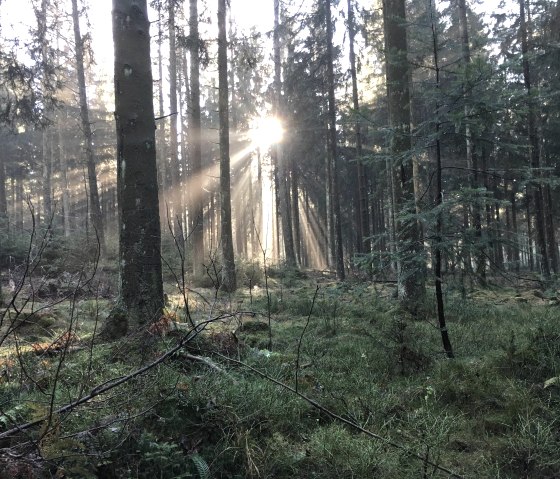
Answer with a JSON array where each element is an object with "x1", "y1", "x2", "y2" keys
[{"x1": 1, "y1": 266, "x2": 560, "y2": 478}]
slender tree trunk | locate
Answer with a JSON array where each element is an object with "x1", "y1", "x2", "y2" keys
[
  {"x1": 429, "y1": 0, "x2": 454, "y2": 358},
  {"x1": 291, "y1": 164, "x2": 302, "y2": 264},
  {"x1": 15, "y1": 169, "x2": 23, "y2": 232},
  {"x1": 325, "y1": 116, "x2": 335, "y2": 268},
  {"x1": 179, "y1": 45, "x2": 190, "y2": 235},
  {"x1": 325, "y1": 0, "x2": 345, "y2": 280},
  {"x1": 273, "y1": 0, "x2": 297, "y2": 267},
  {"x1": 458, "y1": 0, "x2": 485, "y2": 283},
  {"x1": 510, "y1": 181, "x2": 520, "y2": 272},
  {"x1": 544, "y1": 183, "x2": 558, "y2": 273},
  {"x1": 71, "y1": 0, "x2": 105, "y2": 251},
  {"x1": 36, "y1": 0, "x2": 53, "y2": 225},
  {"x1": 58, "y1": 111, "x2": 71, "y2": 236},
  {"x1": 41, "y1": 129, "x2": 52, "y2": 222},
  {"x1": 189, "y1": 0, "x2": 204, "y2": 276},
  {"x1": 383, "y1": 0, "x2": 425, "y2": 309},
  {"x1": 519, "y1": 0, "x2": 549, "y2": 278},
  {"x1": 156, "y1": 2, "x2": 167, "y2": 223},
  {"x1": 110, "y1": 0, "x2": 164, "y2": 334},
  {"x1": 168, "y1": 0, "x2": 182, "y2": 233},
  {"x1": 347, "y1": 0, "x2": 370, "y2": 255},
  {"x1": 253, "y1": 148, "x2": 263, "y2": 256},
  {"x1": 493, "y1": 178, "x2": 504, "y2": 271},
  {"x1": 526, "y1": 188, "x2": 534, "y2": 271},
  {"x1": 218, "y1": 0, "x2": 236, "y2": 292},
  {"x1": 0, "y1": 155, "x2": 6, "y2": 221}
]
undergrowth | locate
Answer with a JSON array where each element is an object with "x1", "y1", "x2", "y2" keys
[{"x1": 1, "y1": 277, "x2": 559, "y2": 478}]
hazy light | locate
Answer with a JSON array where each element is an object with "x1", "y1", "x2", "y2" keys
[{"x1": 249, "y1": 116, "x2": 284, "y2": 150}]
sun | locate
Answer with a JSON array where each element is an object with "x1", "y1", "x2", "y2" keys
[{"x1": 248, "y1": 116, "x2": 284, "y2": 149}]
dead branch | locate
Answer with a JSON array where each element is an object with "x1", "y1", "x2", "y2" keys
[{"x1": 0, "y1": 317, "x2": 219, "y2": 442}]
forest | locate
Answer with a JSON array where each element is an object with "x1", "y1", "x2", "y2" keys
[{"x1": 0, "y1": 0, "x2": 559, "y2": 477}]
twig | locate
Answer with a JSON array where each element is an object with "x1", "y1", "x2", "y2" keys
[{"x1": 0, "y1": 317, "x2": 218, "y2": 441}]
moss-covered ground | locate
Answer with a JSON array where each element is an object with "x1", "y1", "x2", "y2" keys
[{"x1": 1, "y1": 268, "x2": 559, "y2": 478}]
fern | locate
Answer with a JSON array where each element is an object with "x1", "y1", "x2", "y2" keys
[{"x1": 190, "y1": 453, "x2": 210, "y2": 479}]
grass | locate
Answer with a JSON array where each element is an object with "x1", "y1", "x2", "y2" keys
[{"x1": 1, "y1": 273, "x2": 560, "y2": 478}]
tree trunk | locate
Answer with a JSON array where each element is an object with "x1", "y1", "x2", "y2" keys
[
  {"x1": 57, "y1": 110, "x2": 71, "y2": 236},
  {"x1": 15, "y1": 169, "x2": 23, "y2": 232},
  {"x1": 168, "y1": 0, "x2": 182, "y2": 233},
  {"x1": 382, "y1": 0, "x2": 425, "y2": 309},
  {"x1": 325, "y1": 0, "x2": 345, "y2": 280},
  {"x1": 458, "y1": 0, "x2": 485, "y2": 284},
  {"x1": 156, "y1": 1, "x2": 167, "y2": 223},
  {"x1": 544, "y1": 183, "x2": 558, "y2": 273},
  {"x1": 519, "y1": 0, "x2": 549, "y2": 278},
  {"x1": 429, "y1": 0, "x2": 454, "y2": 358},
  {"x1": 347, "y1": 0, "x2": 370, "y2": 256},
  {"x1": 218, "y1": 0, "x2": 236, "y2": 292},
  {"x1": 273, "y1": 0, "x2": 297, "y2": 267},
  {"x1": 0, "y1": 168, "x2": 6, "y2": 226},
  {"x1": 71, "y1": 0, "x2": 105, "y2": 251},
  {"x1": 291, "y1": 164, "x2": 302, "y2": 264},
  {"x1": 189, "y1": 0, "x2": 204, "y2": 277},
  {"x1": 110, "y1": 0, "x2": 164, "y2": 335},
  {"x1": 41, "y1": 129, "x2": 52, "y2": 223},
  {"x1": 510, "y1": 181, "x2": 520, "y2": 272}
]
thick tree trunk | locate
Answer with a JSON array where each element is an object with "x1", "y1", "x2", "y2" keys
[
  {"x1": 110, "y1": 0, "x2": 164, "y2": 334},
  {"x1": 218, "y1": 0, "x2": 236, "y2": 292},
  {"x1": 325, "y1": 0, "x2": 345, "y2": 280},
  {"x1": 189, "y1": 0, "x2": 204, "y2": 276},
  {"x1": 383, "y1": 0, "x2": 425, "y2": 309},
  {"x1": 71, "y1": 0, "x2": 105, "y2": 251}
]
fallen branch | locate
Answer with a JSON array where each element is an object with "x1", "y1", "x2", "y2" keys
[
  {"x1": 207, "y1": 351, "x2": 465, "y2": 479},
  {"x1": 0, "y1": 317, "x2": 220, "y2": 441}
]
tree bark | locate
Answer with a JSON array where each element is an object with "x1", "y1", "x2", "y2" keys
[
  {"x1": 382, "y1": 0, "x2": 425, "y2": 309},
  {"x1": 168, "y1": 0, "x2": 182, "y2": 234},
  {"x1": 325, "y1": 0, "x2": 345, "y2": 280},
  {"x1": 110, "y1": 0, "x2": 164, "y2": 334},
  {"x1": 458, "y1": 0, "x2": 485, "y2": 283},
  {"x1": 273, "y1": 0, "x2": 297, "y2": 267},
  {"x1": 218, "y1": 0, "x2": 236, "y2": 292},
  {"x1": 429, "y1": 0, "x2": 454, "y2": 358},
  {"x1": 37, "y1": 0, "x2": 52, "y2": 224},
  {"x1": 519, "y1": 0, "x2": 550, "y2": 278},
  {"x1": 156, "y1": 1, "x2": 167, "y2": 223},
  {"x1": 71, "y1": 0, "x2": 105, "y2": 251},
  {"x1": 347, "y1": 0, "x2": 370, "y2": 256},
  {"x1": 189, "y1": 0, "x2": 204, "y2": 277}
]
